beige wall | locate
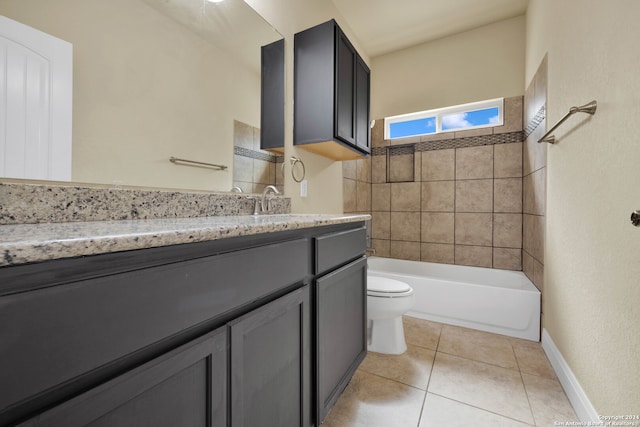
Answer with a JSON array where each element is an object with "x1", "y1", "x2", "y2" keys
[
  {"x1": 1, "y1": 0, "x2": 260, "y2": 192},
  {"x1": 527, "y1": 0, "x2": 640, "y2": 415},
  {"x1": 371, "y1": 15, "x2": 525, "y2": 120},
  {"x1": 245, "y1": 0, "x2": 368, "y2": 213}
]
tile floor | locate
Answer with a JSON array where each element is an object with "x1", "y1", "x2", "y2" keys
[{"x1": 322, "y1": 316, "x2": 578, "y2": 427}]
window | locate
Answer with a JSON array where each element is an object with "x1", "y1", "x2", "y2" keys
[{"x1": 384, "y1": 98, "x2": 503, "y2": 140}]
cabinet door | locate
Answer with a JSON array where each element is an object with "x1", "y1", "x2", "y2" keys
[
  {"x1": 355, "y1": 56, "x2": 370, "y2": 152},
  {"x1": 260, "y1": 38, "x2": 285, "y2": 151},
  {"x1": 316, "y1": 257, "x2": 367, "y2": 422},
  {"x1": 229, "y1": 285, "x2": 311, "y2": 427},
  {"x1": 335, "y1": 27, "x2": 356, "y2": 145},
  {"x1": 19, "y1": 328, "x2": 228, "y2": 427}
]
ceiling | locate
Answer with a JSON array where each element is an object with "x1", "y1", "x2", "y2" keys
[{"x1": 330, "y1": 0, "x2": 529, "y2": 57}]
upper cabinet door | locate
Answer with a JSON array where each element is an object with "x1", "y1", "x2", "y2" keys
[
  {"x1": 260, "y1": 38, "x2": 285, "y2": 153},
  {"x1": 0, "y1": 16, "x2": 72, "y2": 181},
  {"x1": 294, "y1": 20, "x2": 370, "y2": 161},
  {"x1": 355, "y1": 56, "x2": 371, "y2": 151},
  {"x1": 335, "y1": 28, "x2": 356, "y2": 146}
]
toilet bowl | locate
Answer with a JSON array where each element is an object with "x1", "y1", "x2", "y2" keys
[{"x1": 367, "y1": 275, "x2": 414, "y2": 355}]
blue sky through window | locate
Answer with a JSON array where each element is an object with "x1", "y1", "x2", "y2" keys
[
  {"x1": 442, "y1": 107, "x2": 500, "y2": 131},
  {"x1": 389, "y1": 117, "x2": 436, "y2": 138}
]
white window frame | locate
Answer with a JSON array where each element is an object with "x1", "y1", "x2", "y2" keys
[{"x1": 384, "y1": 98, "x2": 504, "y2": 140}]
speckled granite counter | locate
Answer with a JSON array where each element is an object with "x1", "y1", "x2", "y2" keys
[{"x1": 0, "y1": 214, "x2": 370, "y2": 267}]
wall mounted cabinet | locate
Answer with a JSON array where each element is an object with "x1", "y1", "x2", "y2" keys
[
  {"x1": 294, "y1": 20, "x2": 370, "y2": 160},
  {"x1": 260, "y1": 38, "x2": 285, "y2": 153}
]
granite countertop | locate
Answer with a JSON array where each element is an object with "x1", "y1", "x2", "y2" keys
[{"x1": 0, "y1": 214, "x2": 370, "y2": 267}]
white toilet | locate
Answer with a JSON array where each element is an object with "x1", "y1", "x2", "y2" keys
[{"x1": 367, "y1": 275, "x2": 414, "y2": 355}]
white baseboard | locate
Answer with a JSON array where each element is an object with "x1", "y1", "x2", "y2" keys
[{"x1": 541, "y1": 329, "x2": 599, "y2": 423}]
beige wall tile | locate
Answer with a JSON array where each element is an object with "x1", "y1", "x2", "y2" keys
[
  {"x1": 372, "y1": 183, "x2": 391, "y2": 211},
  {"x1": 456, "y1": 146, "x2": 493, "y2": 180},
  {"x1": 494, "y1": 213, "x2": 523, "y2": 248},
  {"x1": 421, "y1": 133, "x2": 454, "y2": 143},
  {"x1": 253, "y1": 159, "x2": 271, "y2": 185},
  {"x1": 234, "y1": 120, "x2": 253, "y2": 149},
  {"x1": 422, "y1": 181, "x2": 454, "y2": 212},
  {"x1": 494, "y1": 142, "x2": 522, "y2": 178},
  {"x1": 371, "y1": 155, "x2": 387, "y2": 184},
  {"x1": 372, "y1": 211, "x2": 391, "y2": 239},
  {"x1": 421, "y1": 243, "x2": 455, "y2": 264},
  {"x1": 422, "y1": 149, "x2": 455, "y2": 181},
  {"x1": 356, "y1": 180, "x2": 371, "y2": 212},
  {"x1": 390, "y1": 240, "x2": 421, "y2": 261},
  {"x1": 523, "y1": 214, "x2": 544, "y2": 262},
  {"x1": 453, "y1": 127, "x2": 493, "y2": 138},
  {"x1": 456, "y1": 180, "x2": 493, "y2": 212},
  {"x1": 390, "y1": 135, "x2": 421, "y2": 146},
  {"x1": 233, "y1": 154, "x2": 253, "y2": 182},
  {"x1": 371, "y1": 239, "x2": 390, "y2": 257},
  {"x1": 391, "y1": 212, "x2": 421, "y2": 241},
  {"x1": 522, "y1": 249, "x2": 535, "y2": 283},
  {"x1": 493, "y1": 248, "x2": 522, "y2": 270},
  {"x1": 494, "y1": 96, "x2": 523, "y2": 134},
  {"x1": 357, "y1": 157, "x2": 371, "y2": 183},
  {"x1": 455, "y1": 245, "x2": 493, "y2": 268},
  {"x1": 522, "y1": 168, "x2": 545, "y2": 216},
  {"x1": 494, "y1": 178, "x2": 523, "y2": 213},
  {"x1": 343, "y1": 160, "x2": 357, "y2": 180},
  {"x1": 371, "y1": 118, "x2": 387, "y2": 148},
  {"x1": 343, "y1": 178, "x2": 356, "y2": 213},
  {"x1": 422, "y1": 213, "x2": 455, "y2": 243},
  {"x1": 389, "y1": 154, "x2": 415, "y2": 182},
  {"x1": 391, "y1": 182, "x2": 421, "y2": 211},
  {"x1": 455, "y1": 213, "x2": 493, "y2": 246},
  {"x1": 533, "y1": 259, "x2": 544, "y2": 293}
]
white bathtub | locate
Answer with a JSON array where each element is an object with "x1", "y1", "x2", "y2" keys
[{"x1": 367, "y1": 257, "x2": 541, "y2": 341}]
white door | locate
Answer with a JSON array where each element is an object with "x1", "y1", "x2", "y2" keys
[{"x1": 0, "y1": 16, "x2": 72, "y2": 181}]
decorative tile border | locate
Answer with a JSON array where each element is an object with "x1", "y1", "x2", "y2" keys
[
  {"x1": 234, "y1": 146, "x2": 283, "y2": 163},
  {"x1": 371, "y1": 131, "x2": 523, "y2": 156}
]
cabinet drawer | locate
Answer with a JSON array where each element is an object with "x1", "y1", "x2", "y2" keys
[
  {"x1": 0, "y1": 238, "x2": 309, "y2": 416},
  {"x1": 314, "y1": 227, "x2": 366, "y2": 274}
]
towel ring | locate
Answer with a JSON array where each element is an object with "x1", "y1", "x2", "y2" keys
[{"x1": 281, "y1": 156, "x2": 306, "y2": 183}]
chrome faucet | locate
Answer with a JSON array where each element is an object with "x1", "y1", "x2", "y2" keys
[{"x1": 261, "y1": 185, "x2": 280, "y2": 213}]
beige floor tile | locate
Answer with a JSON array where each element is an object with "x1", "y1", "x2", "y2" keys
[
  {"x1": 522, "y1": 373, "x2": 579, "y2": 426},
  {"x1": 429, "y1": 352, "x2": 534, "y2": 424},
  {"x1": 403, "y1": 316, "x2": 442, "y2": 351},
  {"x1": 419, "y1": 393, "x2": 531, "y2": 427},
  {"x1": 359, "y1": 344, "x2": 436, "y2": 390},
  {"x1": 321, "y1": 370, "x2": 426, "y2": 427},
  {"x1": 511, "y1": 338, "x2": 556, "y2": 379},
  {"x1": 438, "y1": 324, "x2": 519, "y2": 370}
]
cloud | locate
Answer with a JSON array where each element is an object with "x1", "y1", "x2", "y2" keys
[
  {"x1": 442, "y1": 113, "x2": 470, "y2": 129},
  {"x1": 489, "y1": 115, "x2": 501, "y2": 125}
]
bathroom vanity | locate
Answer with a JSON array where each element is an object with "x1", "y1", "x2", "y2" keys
[{"x1": 0, "y1": 214, "x2": 368, "y2": 426}]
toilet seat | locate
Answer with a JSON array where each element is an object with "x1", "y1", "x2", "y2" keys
[{"x1": 367, "y1": 276, "x2": 413, "y2": 298}]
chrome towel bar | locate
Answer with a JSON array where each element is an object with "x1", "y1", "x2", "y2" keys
[
  {"x1": 169, "y1": 157, "x2": 227, "y2": 170},
  {"x1": 538, "y1": 100, "x2": 597, "y2": 144}
]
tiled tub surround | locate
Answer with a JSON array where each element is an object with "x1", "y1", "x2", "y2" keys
[
  {"x1": 232, "y1": 120, "x2": 284, "y2": 194},
  {"x1": 0, "y1": 213, "x2": 369, "y2": 266},
  {"x1": 0, "y1": 181, "x2": 291, "y2": 225},
  {"x1": 345, "y1": 96, "x2": 524, "y2": 270},
  {"x1": 522, "y1": 57, "x2": 548, "y2": 292}
]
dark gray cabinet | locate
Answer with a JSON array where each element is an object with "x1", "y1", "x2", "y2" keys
[
  {"x1": 0, "y1": 222, "x2": 366, "y2": 426},
  {"x1": 294, "y1": 20, "x2": 370, "y2": 161},
  {"x1": 230, "y1": 285, "x2": 311, "y2": 427},
  {"x1": 315, "y1": 257, "x2": 367, "y2": 422},
  {"x1": 260, "y1": 38, "x2": 285, "y2": 153},
  {"x1": 17, "y1": 328, "x2": 228, "y2": 427}
]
